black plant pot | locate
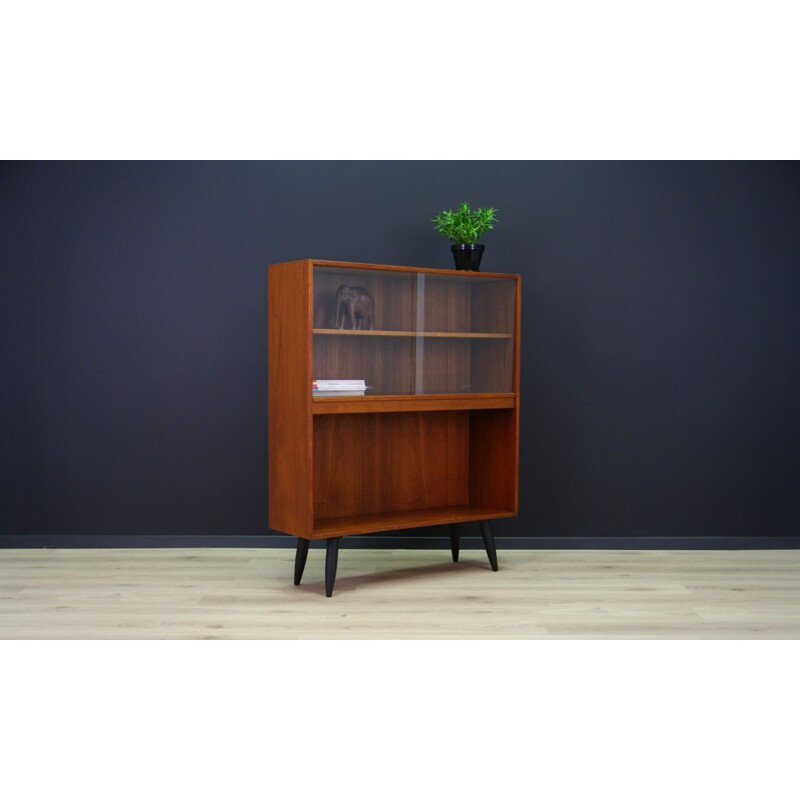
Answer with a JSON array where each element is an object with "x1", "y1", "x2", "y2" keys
[{"x1": 451, "y1": 243, "x2": 485, "y2": 271}]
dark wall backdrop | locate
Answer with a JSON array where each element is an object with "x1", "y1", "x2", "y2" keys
[{"x1": 2, "y1": 161, "x2": 799, "y2": 547}]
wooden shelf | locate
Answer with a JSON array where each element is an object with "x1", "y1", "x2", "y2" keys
[
  {"x1": 313, "y1": 506, "x2": 516, "y2": 539},
  {"x1": 313, "y1": 328, "x2": 511, "y2": 339},
  {"x1": 312, "y1": 392, "x2": 515, "y2": 414}
]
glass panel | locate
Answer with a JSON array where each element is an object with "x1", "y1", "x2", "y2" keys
[
  {"x1": 313, "y1": 266, "x2": 417, "y2": 395},
  {"x1": 312, "y1": 266, "x2": 515, "y2": 396},
  {"x1": 420, "y1": 272, "x2": 515, "y2": 394}
]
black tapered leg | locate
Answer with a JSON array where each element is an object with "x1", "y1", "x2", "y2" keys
[
  {"x1": 480, "y1": 520, "x2": 498, "y2": 571},
  {"x1": 325, "y1": 537, "x2": 340, "y2": 597},
  {"x1": 294, "y1": 537, "x2": 310, "y2": 585},
  {"x1": 449, "y1": 523, "x2": 461, "y2": 562}
]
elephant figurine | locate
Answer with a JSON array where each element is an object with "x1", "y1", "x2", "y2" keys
[{"x1": 335, "y1": 285, "x2": 375, "y2": 330}]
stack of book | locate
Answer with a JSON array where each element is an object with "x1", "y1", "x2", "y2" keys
[{"x1": 312, "y1": 379, "x2": 366, "y2": 397}]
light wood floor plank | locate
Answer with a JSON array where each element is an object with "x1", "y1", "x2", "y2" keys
[{"x1": 0, "y1": 548, "x2": 798, "y2": 639}]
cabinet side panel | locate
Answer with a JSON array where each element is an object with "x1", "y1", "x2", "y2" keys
[{"x1": 268, "y1": 261, "x2": 312, "y2": 538}]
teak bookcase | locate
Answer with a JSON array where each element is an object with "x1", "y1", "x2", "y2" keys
[{"x1": 268, "y1": 259, "x2": 520, "y2": 595}]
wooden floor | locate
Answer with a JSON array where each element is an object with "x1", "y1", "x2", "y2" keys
[{"x1": 1, "y1": 548, "x2": 798, "y2": 639}]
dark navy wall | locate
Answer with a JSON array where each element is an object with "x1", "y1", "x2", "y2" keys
[{"x1": 2, "y1": 161, "x2": 799, "y2": 546}]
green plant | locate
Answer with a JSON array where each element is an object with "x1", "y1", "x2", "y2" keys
[{"x1": 432, "y1": 201, "x2": 498, "y2": 244}]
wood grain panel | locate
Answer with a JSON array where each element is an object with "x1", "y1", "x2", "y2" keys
[
  {"x1": 313, "y1": 411, "x2": 470, "y2": 525},
  {"x1": 312, "y1": 393, "x2": 515, "y2": 414},
  {"x1": 313, "y1": 335, "x2": 415, "y2": 395},
  {"x1": 422, "y1": 338, "x2": 472, "y2": 393},
  {"x1": 423, "y1": 276, "x2": 471, "y2": 333},
  {"x1": 422, "y1": 277, "x2": 472, "y2": 393},
  {"x1": 469, "y1": 409, "x2": 518, "y2": 513},
  {"x1": 471, "y1": 278, "x2": 516, "y2": 334},
  {"x1": 470, "y1": 339, "x2": 513, "y2": 392},
  {"x1": 313, "y1": 506, "x2": 514, "y2": 538},
  {"x1": 268, "y1": 260, "x2": 313, "y2": 538},
  {"x1": 312, "y1": 259, "x2": 513, "y2": 279},
  {"x1": 312, "y1": 266, "x2": 417, "y2": 331},
  {"x1": 470, "y1": 277, "x2": 516, "y2": 392}
]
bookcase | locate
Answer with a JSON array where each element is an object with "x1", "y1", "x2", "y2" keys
[{"x1": 268, "y1": 259, "x2": 520, "y2": 595}]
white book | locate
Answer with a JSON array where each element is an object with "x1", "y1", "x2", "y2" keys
[{"x1": 313, "y1": 379, "x2": 366, "y2": 390}]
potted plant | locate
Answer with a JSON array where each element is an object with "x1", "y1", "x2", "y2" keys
[{"x1": 432, "y1": 201, "x2": 498, "y2": 271}]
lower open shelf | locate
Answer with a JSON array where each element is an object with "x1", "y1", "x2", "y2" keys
[{"x1": 312, "y1": 506, "x2": 514, "y2": 539}]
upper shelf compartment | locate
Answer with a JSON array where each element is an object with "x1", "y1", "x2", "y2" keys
[{"x1": 312, "y1": 263, "x2": 517, "y2": 396}]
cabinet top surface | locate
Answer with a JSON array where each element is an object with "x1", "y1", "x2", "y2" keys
[{"x1": 269, "y1": 259, "x2": 519, "y2": 280}]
